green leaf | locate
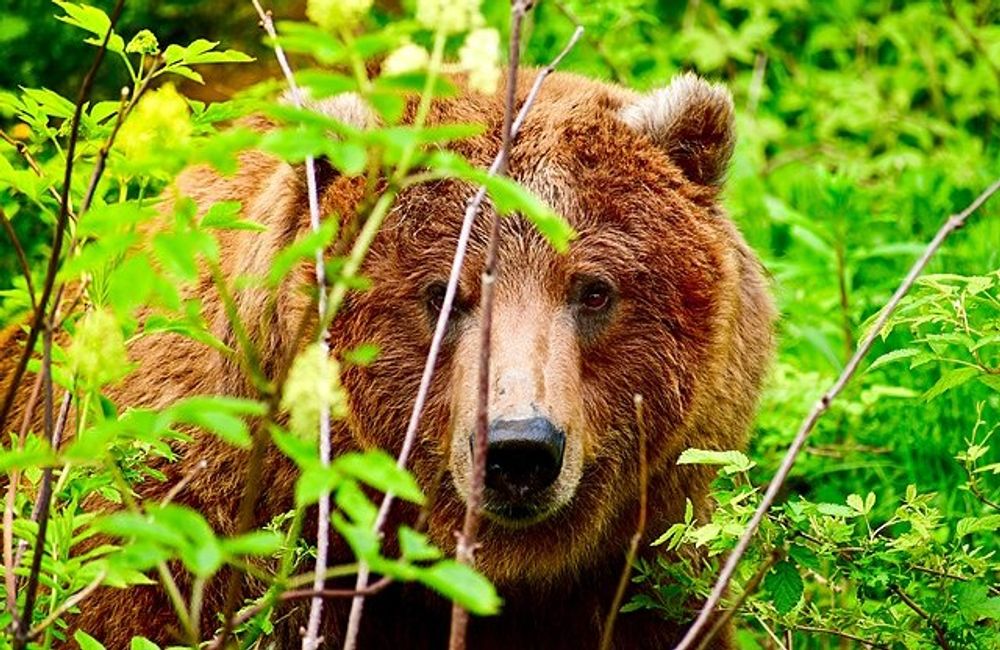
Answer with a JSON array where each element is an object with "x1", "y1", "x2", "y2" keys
[
  {"x1": 167, "y1": 396, "x2": 266, "y2": 449},
  {"x1": 335, "y1": 450, "x2": 425, "y2": 505},
  {"x1": 268, "y1": 220, "x2": 338, "y2": 287},
  {"x1": 399, "y1": 526, "x2": 443, "y2": 562},
  {"x1": 956, "y1": 514, "x2": 1000, "y2": 537},
  {"x1": 343, "y1": 343, "x2": 380, "y2": 366},
  {"x1": 201, "y1": 200, "x2": 264, "y2": 231},
  {"x1": 295, "y1": 466, "x2": 342, "y2": 508},
  {"x1": 336, "y1": 479, "x2": 377, "y2": 527},
  {"x1": 130, "y1": 637, "x2": 161, "y2": 650},
  {"x1": 764, "y1": 561, "x2": 803, "y2": 614},
  {"x1": 53, "y1": 1, "x2": 125, "y2": 53},
  {"x1": 955, "y1": 583, "x2": 1000, "y2": 622},
  {"x1": 866, "y1": 348, "x2": 918, "y2": 373},
  {"x1": 677, "y1": 448, "x2": 756, "y2": 474},
  {"x1": 74, "y1": 630, "x2": 108, "y2": 650},
  {"x1": 922, "y1": 367, "x2": 980, "y2": 401},
  {"x1": 418, "y1": 560, "x2": 501, "y2": 616},
  {"x1": 222, "y1": 531, "x2": 283, "y2": 557}
]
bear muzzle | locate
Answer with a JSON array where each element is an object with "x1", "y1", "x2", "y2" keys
[{"x1": 476, "y1": 416, "x2": 566, "y2": 523}]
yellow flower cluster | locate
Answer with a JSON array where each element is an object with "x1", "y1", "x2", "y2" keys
[
  {"x1": 67, "y1": 309, "x2": 130, "y2": 389},
  {"x1": 383, "y1": 42, "x2": 431, "y2": 76},
  {"x1": 416, "y1": 0, "x2": 482, "y2": 35},
  {"x1": 459, "y1": 28, "x2": 501, "y2": 94},
  {"x1": 117, "y1": 83, "x2": 191, "y2": 163},
  {"x1": 306, "y1": 0, "x2": 373, "y2": 31},
  {"x1": 281, "y1": 343, "x2": 349, "y2": 439}
]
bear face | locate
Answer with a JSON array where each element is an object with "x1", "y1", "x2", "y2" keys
[
  {"x1": 324, "y1": 70, "x2": 774, "y2": 585},
  {"x1": 0, "y1": 69, "x2": 773, "y2": 648}
]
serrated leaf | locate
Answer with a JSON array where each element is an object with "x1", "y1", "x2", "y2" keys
[
  {"x1": 922, "y1": 367, "x2": 980, "y2": 401},
  {"x1": 956, "y1": 514, "x2": 1000, "y2": 537},
  {"x1": 866, "y1": 348, "x2": 918, "y2": 373},
  {"x1": 764, "y1": 561, "x2": 803, "y2": 614},
  {"x1": 677, "y1": 448, "x2": 756, "y2": 474}
]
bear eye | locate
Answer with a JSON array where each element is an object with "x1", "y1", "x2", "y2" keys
[
  {"x1": 579, "y1": 280, "x2": 613, "y2": 313},
  {"x1": 425, "y1": 281, "x2": 464, "y2": 319}
]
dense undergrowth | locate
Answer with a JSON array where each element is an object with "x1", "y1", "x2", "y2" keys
[{"x1": 1, "y1": 1, "x2": 998, "y2": 649}]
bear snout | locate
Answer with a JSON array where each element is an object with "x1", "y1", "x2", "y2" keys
[{"x1": 475, "y1": 416, "x2": 566, "y2": 522}]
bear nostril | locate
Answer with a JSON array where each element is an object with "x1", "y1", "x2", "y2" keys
[{"x1": 481, "y1": 417, "x2": 565, "y2": 500}]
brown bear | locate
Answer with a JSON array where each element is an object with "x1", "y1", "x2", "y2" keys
[{"x1": 0, "y1": 69, "x2": 773, "y2": 648}]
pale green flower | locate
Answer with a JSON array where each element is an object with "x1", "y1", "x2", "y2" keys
[
  {"x1": 416, "y1": 0, "x2": 482, "y2": 34},
  {"x1": 382, "y1": 42, "x2": 431, "y2": 76},
  {"x1": 459, "y1": 28, "x2": 501, "y2": 94},
  {"x1": 67, "y1": 309, "x2": 130, "y2": 389},
  {"x1": 117, "y1": 83, "x2": 191, "y2": 162},
  {"x1": 306, "y1": 0, "x2": 373, "y2": 32},
  {"x1": 281, "y1": 343, "x2": 348, "y2": 439},
  {"x1": 126, "y1": 29, "x2": 159, "y2": 55}
]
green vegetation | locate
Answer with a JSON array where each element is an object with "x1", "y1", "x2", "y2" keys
[{"x1": 1, "y1": 0, "x2": 998, "y2": 649}]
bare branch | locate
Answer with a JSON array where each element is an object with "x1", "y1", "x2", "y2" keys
[
  {"x1": 890, "y1": 585, "x2": 951, "y2": 649},
  {"x1": 793, "y1": 625, "x2": 890, "y2": 649},
  {"x1": 599, "y1": 394, "x2": 649, "y2": 650},
  {"x1": 244, "y1": 3, "x2": 331, "y2": 648},
  {"x1": 672, "y1": 176, "x2": 1000, "y2": 650},
  {"x1": 344, "y1": 22, "x2": 584, "y2": 650},
  {"x1": 0, "y1": 208, "x2": 36, "y2": 308}
]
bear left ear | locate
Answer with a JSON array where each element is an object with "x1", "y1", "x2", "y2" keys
[{"x1": 619, "y1": 73, "x2": 735, "y2": 187}]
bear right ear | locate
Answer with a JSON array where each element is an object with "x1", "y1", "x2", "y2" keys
[
  {"x1": 618, "y1": 73, "x2": 735, "y2": 187},
  {"x1": 285, "y1": 92, "x2": 378, "y2": 188}
]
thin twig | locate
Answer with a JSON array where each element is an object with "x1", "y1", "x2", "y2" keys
[
  {"x1": 694, "y1": 550, "x2": 781, "y2": 650},
  {"x1": 0, "y1": 208, "x2": 36, "y2": 308},
  {"x1": 25, "y1": 570, "x2": 107, "y2": 641},
  {"x1": 891, "y1": 585, "x2": 951, "y2": 649},
  {"x1": 672, "y1": 177, "x2": 1000, "y2": 650},
  {"x1": 793, "y1": 625, "x2": 889, "y2": 649},
  {"x1": 246, "y1": 3, "x2": 331, "y2": 649},
  {"x1": 446, "y1": 4, "x2": 530, "y2": 649},
  {"x1": 162, "y1": 459, "x2": 210, "y2": 506},
  {"x1": 599, "y1": 394, "x2": 649, "y2": 650},
  {"x1": 344, "y1": 22, "x2": 584, "y2": 648}
]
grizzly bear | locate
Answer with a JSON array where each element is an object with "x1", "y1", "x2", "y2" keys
[{"x1": 1, "y1": 69, "x2": 773, "y2": 648}]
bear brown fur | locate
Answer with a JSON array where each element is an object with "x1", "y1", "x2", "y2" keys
[{"x1": 0, "y1": 69, "x2": 774, "y2": 649}]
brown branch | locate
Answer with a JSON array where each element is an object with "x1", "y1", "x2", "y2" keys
[
  {"x1": 0, "y1": 208, "x2": 36, "y2": 308},
  {"x1": 890, "y1": 585, "x2": 950, "y2": 649},
  {"x1": 793, "y1": 625, "x2": 889, "y2": 649},
  {"x1": 672, "y1": 177, "x2": 1000, "y2": 650},
  {"x1": 599, "y1": 394, "x2": 649, "y2": 650},
  {"x1": 446, "y1": 4, "x2": 530, "y2": 649},
  {"x1": 695, "y1": 550, "x2": 781, "y2": 650}
]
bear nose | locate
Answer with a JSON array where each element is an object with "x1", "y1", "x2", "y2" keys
[{"x1": 481, "y1": 417, "x2": 565, "y2": 500}]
